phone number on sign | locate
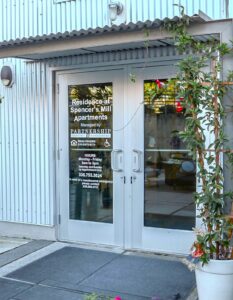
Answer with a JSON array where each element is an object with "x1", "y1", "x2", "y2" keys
[{"x1": 79, "y1": 173, "x2": 102, "y2": 178}]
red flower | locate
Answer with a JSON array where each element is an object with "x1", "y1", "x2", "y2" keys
[
  {"x1": 114, "y1": 297, "x2": 122, "y2": 300},
  {"x1": 176, "y1": 98, "x2": 184, "y2": 113},
  {"x1": 192, "y1": 244, "x2": 204, "y2": 258},
  {"x1": 155, "y1": 79, "x2": 163, "y2": 89}
]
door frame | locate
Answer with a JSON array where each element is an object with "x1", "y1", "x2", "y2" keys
[
  {"x1": 55, "y1": 66, "x2": 128, "y2": 247},
  {"x1": 54, "y1": 61, "x2": 196, "y2": 254},
  {"x1": 128, "y1": 64, "x2": 196, "y2": 254}
]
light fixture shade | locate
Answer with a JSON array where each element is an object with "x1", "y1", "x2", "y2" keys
[
  {"x1": 1, "y1": 65, "x2": 13, "y2": 87},
  {"x1": 108, "y1": 1, "x2": 123, "y2": 21}
]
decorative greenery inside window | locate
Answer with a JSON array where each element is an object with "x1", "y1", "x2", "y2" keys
[{"x1": 144, "y1": 79, "x2": 184, "y2": 114}]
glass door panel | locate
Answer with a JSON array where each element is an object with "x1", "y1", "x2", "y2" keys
[
  {"x1": 69, "y1": 83, "x2": 113, "y2": 223},
  {"x1": 129, "y1": 66, "x2": 196, "y2": 254},
  {"x1": 144, "y1": 79, "x2": 196, "y2": 231}
]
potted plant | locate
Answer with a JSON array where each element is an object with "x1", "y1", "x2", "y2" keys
[{"x1": 160, "y1": 7, "x2": 233, "y2": 300}]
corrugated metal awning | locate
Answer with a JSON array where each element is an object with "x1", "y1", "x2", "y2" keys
[
  {"x1": 0, "y1": 15, "x2": 229, "y2": 60},
  {"x1": 0, "y1": 16, "x2": 206, "y2": 48}
]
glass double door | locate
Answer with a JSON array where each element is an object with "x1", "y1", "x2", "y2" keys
[{"x1": 57, "y1": 66, "x2": 196, "y2": 254}]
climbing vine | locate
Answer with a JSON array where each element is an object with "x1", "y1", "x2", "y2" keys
[{"x1": 161, "y1": 6, "x2": 233, "y2": 264}]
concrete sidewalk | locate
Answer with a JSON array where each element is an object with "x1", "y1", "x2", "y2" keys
[{"x1": 0, "y1": 238, "x2": 197, "y2": 300}]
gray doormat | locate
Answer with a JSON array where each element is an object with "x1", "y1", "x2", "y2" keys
[{"x1": 6, "y1": 247, "x2": 195, "y2": 300}]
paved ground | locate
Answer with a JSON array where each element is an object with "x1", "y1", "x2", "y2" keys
[
  {"x1": 0, "y1": 238, "x2": 197, "y2": 300},
  {"x1": 0, "y1": 238, "x2": 30, "y2": 255}
]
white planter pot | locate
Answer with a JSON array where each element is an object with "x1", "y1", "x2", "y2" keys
[{"x1": 195, "y1": 259, "x2": 233, "y2": 300}]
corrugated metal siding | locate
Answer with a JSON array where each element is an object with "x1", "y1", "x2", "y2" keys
[
  {"x1": 0, "y1": 0, "x2": 231, "y2": 42},
  {"x1": 127, "y1": 0, "x2": 228, "y2": 21},
  {"x1": 0, "y1": 0, "x2": 109, "y2": 41},
  {"x1": 229, "y1": 0, "x2": 233, "y2": 18},
  {"x1": 0, "y1": 58, "x2": 53, "y2": 225}
]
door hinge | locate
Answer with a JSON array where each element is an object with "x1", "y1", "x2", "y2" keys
[
  {"x1": 57, "y1": 83, "x2": 60, "y2": 94},
  {"x1": 58, "y1": 214, "x2": 61, "y2": 224}
]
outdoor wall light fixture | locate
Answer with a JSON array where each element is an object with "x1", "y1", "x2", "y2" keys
[
  {"x1": 1, "y1": 65, "x2": 13, "y2": 87},
  {"x1": 108, "y1": 1, "x2": 123, "y2": 21}
]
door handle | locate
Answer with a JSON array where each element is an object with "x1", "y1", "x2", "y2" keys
[
  {"x1": 111, "y1": 149, "x2": 123, "y2": 172},
  {"x1": 132, "y1": 149, "x2": 142, "y2": 172}
]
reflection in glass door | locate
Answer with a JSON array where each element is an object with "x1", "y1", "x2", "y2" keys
[{"x1": 144, "y1": 79, "x2": 196, "y2": 230}]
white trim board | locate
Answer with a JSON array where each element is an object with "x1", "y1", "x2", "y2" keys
[{"x1": 0, "y1": 222, "x2": 56, "y2": 241}]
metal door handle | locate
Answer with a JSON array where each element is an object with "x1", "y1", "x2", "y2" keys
[
  {"x1": 132, "y1": 149, "x2": 142, "y2": 172},
  {"x1": 111, "y1": 149, "x2": 123, "y2": 172}
]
